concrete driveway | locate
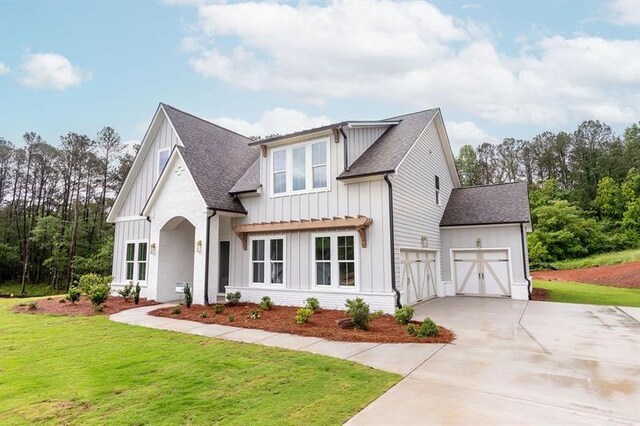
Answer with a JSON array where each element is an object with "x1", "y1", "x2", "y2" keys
[{"x1": 347, "y1": 298, "x2": 640, "y2": 425}]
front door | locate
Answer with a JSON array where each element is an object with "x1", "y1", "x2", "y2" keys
[{"x1": 218, "y1": 241, "x2": 230, "y2": 293}]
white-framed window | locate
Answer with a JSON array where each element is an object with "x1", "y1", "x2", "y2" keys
[
  {"x1": 435, "y1": 175, "x2": 440, "y2": 206},
  {"x1": 158, "y1": 148, "x2": 170, "y2": 175},
  {"x1": 270, "y1": 138, "x2": 330, "y2": 196},
  {"x1": 250, "y1": 236, "x2": 286, "y2": 285},
  {"x1": 125, "y1": 241, "x2": 148, "y2": 283},
  {"x1": 312, "y1": 233, "x2": 358, "y2": 290}
]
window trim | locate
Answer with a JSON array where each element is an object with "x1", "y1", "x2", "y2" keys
[
  {"x1": 123, "y1": 240, "x2": 148, "y2": 285},
  {"x1": 249, "y1": 235, "x2": 287, "y2": 287},
  {"x1": 435, "y1": 175, "x2": 441, "y2": 206},
  {"x1": 158, "y1": 148, "x2": 171, "y2": 176},
  {"x1": 270, "y1": 137, "x2": 331, "y2": 197},
  {"x1": 311, "y1": 232, "x2": 360, "y2": 291}
]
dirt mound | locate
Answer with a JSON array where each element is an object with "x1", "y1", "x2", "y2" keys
[{"x1": 532, "y1": 261, "x2": 640, "y2": 288}]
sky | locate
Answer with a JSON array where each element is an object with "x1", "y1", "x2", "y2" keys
[{"x1": 1, "y1": 0, "x2": 639, "y2": 153}]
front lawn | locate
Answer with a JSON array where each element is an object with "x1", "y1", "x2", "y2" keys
[
  {"x1": 551, "y1": 248, "x2": 640, "y2": 270},
  {"x1": 0, "y1": 299, "x2": 398, "y2": 425},
  {"x1": 0, "y1": 282, "x2": 62, "y2": 298},
  {"x1": 534, "y1": 279, "x2": 640, "y2": 307}
]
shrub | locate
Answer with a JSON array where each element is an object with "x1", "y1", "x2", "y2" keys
[
  {"x1": 118, "y1": 282, "x2": 134, "y2": 301},
  {"x1": 305, "y1": 297, "x2": 320, "y2": 311},
  {"x1": 67, "y1": 286, "x2": 82, "y2": 304},
  {"x1": 199, "y1": 311, "x2": 208, "y2": 319},
  {"x1": 370, "y1": 310, "x2": 384, "y2": 320},
  {"x1": 87, "y1": 281, "x2": 111, "y2": 307},
  {"x1": 259, "y1": 296, "x2": 273, "y2": 310},
  {"x1": 183, "y1": 284, "x2": 193, "y2": 308},
  {"x1": 133, "y1": 282, "x2": 141, "y2": 305},
  {"x1": 417, "y1": 318, "x2": 439, "y2": 338},
  {"x1": 295, "y1": 308, "x2": 313, "y2": 325},
  {"x1": 407, "y1": 324, "x2": 417, "y2": 336},
  {"x1": 250, "y1": 309, "x2": 261, "y2": 319},
  {"x1": 171, "y1": 306, "x2": 182, "y2": 315},
  {"x1": 394, "y1": 306, "x2": 415, "y2": 325},
  {"x1": 28, "y1": 301, "x2": 38, "y2": 311},
  {"x1": 94, "y1": 304, "x2": 105, "y2": 313},
  {"x1": 78, "y1": 273, "x2": 110, "y2": 295},
  {"x1": 226, "y1": 291, "x2": 241, "y2": 306},
  {"x1": 345, "y1": 297, "x2": 370, "y2": 330},
  {"x1": 214, "y1": 304, "x2": 225, "y2": 314},
  {"x1": 227, "y1": 315, "x2": 235, "y2": 322}
]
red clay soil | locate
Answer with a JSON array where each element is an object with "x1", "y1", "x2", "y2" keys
[
  {"x1": 532, "y1": 261, "x2": 640, "y2": 288},
  {"x1": 13, "y1": 296, "x2": 157, "y2": 316},
  {"x1": 150, "y1": 303, "x2": 454, "y2": 344},
  {"x1": 530, "y1": 288, "x2": 549, "y2": 301}
]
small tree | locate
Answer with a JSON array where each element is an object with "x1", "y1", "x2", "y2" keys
[
  {"x1": 345, "y1": 298, "x2": 370, "y2": 330},
  {"x1": 183, "y1": 283, "x2": 193, "y2": 308},
  {"x1": 133, "y1": 282, "x2": 141, "y2": 305}
]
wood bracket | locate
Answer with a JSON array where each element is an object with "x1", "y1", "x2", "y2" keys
[{"x1": 260, "y1": 145, "x2": 267, "y2": 158}]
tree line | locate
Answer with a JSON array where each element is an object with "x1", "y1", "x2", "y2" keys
[
  {"x1": 455, "y1": 120, "x2": 640, "y2": 265},
  {"x1": 0, "y1": 129, "x2": 136, "y2": 292}
]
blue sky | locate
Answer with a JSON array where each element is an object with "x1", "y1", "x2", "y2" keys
[{"x1": 1, "y1": 0, "x2": 639, "y2": 153}]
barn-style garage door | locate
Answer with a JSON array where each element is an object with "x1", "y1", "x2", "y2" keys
[
  {"x1": 401, "y1": 249, "x2": 437, "y2": 305},
  {"x1": 453, "y1": 249, "x2": 511, "y2": 297}
]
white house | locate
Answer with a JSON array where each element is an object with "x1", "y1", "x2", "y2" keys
[{"x1": 106, "y1": 104, "x2": 532, "y2": 313}]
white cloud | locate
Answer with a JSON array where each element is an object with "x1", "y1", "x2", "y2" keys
[
  {"x1": 212, "y1": 108, "x2": 332, "y2": 137},
  {"x1": 0, "y1": 62, "x2": 9, "y2": 75},
  {"x1": 175, "y1": 1, "x2": 639, "y2": 126},
  {"x1": 20, "y1": 52, "x2": 92, "y2": 90},
  {"x1": 609, "y1": 0, "x2": 640, "y2": 26},
  {"x1": 445, "y1": 121, "x2": 497, "y2": 152}
]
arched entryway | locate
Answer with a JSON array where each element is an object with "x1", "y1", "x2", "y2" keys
[{"x1": 156, "y1": 216, "x2": 195, "y2": 301}]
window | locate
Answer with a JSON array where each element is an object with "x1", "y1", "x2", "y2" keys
[
  {"x1": 158, "y1": 148, "x2": 170, "y2": 175},
  {"x1": 313, "y1": 234, "x2": 358, "y2": 289},
  {"x1": 435, "y1": 175, "x2": 440, "y2": 206},
  {"x1": 271, "y1": 139, "x2": 329, "y2": 195},
  {"x1": 251, "y1": 237, "x2": 285, "y2": 285},
  {"x1": 125, "y1": 242, "x2": 148, "y2": 283}
]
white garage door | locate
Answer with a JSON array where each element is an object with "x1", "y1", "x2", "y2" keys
[
  {"x1": 400, "y1": 249, "x2": 438, "y2": 305},
  {"x1": 453, "y1": 249, "x2": 511, "y2": 297}
]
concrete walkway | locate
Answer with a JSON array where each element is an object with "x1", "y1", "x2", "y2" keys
[{"x1": 110, "y1": 305, "x2": 444, "y2": 376}]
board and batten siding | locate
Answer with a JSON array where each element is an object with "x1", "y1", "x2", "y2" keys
[
  {"x1": 390, "y1": 120, "x2": 455, "y2": 300},
  {"x1": 228, "y1": 129, "x2": 393, "y2": 298},
  {"x1": 345, "y1": 126, "x2": 389, "y2": 167}
]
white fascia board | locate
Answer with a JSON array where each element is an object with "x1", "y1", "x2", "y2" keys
[
  {"x1": 346, "y1": 121, "x2": 400, "y2": 128},
  {"x1": 434, "y1": 112, "x2": 462, "y2": 188}
]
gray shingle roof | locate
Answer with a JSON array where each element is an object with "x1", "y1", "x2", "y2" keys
[
  {"x1": 162, "y1": 104, "x2": 259, "y2": 213},
  {"x1": 440, "y1": 182, "x2": 530, "y2": 227},
  {"x1": 229, "y1": 157, "x2": 261, "y2": 194},
  {"x1": 337, "y1": 109, "x2": 439, "y2": 179}
]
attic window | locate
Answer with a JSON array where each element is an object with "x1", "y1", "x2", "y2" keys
[
  {"x1": 158, "y1": 148, "x2": 170, "y2": 175},
  {"x1": 435, "y1": 175, "x2": 440, "y2": 206}
]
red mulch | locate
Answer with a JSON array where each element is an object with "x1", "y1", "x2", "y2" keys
[
  {"x1": 13, "y1": 296, "x2": 157, "y2": 316},
  {"x1": 532, "y1": 261, "x2": 640, "y2": 288},
  {"x1": 150, "y1": 303, "x2": 454, "y2": 344},
  {"x1": 530, "y1": 288, "x2": 549, "y2": 301}
]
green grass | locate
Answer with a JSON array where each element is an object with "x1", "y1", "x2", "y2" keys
[
  {"x1": 534, "y1": 279, "x2": 640, "y2": 307},
  {"x1": 0, "y1": 299, "x2": 399, "y2": 425},
  {"x1": 0, "y1": 282, "x2": 63, "y2": 298},
  {"x1": 551, "y1": 248, "x2": 640, "y2": 270}
]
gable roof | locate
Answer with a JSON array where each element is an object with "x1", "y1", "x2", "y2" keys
[
  {"x1": 161, "y1": 104, "x2": 259, "y2": 213},
  {"x1": 230, "y1": 157, "x2": 261, "y2": 194},
  {"x1": 337, "y1": 109, "x2": 439, "y2": 180},
  {"x1": 440, "y1": 182, "x2": 531, "y2": 227}
]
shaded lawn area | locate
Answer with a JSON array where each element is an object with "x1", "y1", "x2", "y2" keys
[
  {"x1": 551, "y1": 248, "x2": 640, "y2": 270},
  {"x1": 534, "y1": 280, "x2": 640, "y2": 307},
  {"x1": 0, "y1": 282, "x2": 62, "y2": 298},
  {"x1": 0, "y1": 299, "x2": 399, "y2": 425}
]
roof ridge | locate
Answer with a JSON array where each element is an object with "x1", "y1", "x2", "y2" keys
[
  {"x1": 382, "y1": 107, "x2": 440, "y2": 121},
  {"x1": 160, "y1": 102, "x2": 253, "y2": 142}
]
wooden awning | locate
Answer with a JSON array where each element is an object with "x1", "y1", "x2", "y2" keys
[{"x1": 233, "y1": 215, "x2": 373, "y2": 250}]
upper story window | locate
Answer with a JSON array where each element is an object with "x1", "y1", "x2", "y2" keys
[
  {"x1": 271, "y1": 139, "x2": 329, "y2": 196},
  {"x1": 435, "y1": 175, "x2": 440, "y2": 206},
  {"x1": 158, "y1": 148, "x2": 170, "y2": 175}
]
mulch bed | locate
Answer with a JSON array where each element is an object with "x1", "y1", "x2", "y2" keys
[
  {"x1": 530, "y1": 288, "x2": 549, "y2": 301},
  {"x1": 532, "y1": 261, "x2": 640, "y2": 288},
  {"x1": 150, "y1": 303, "x2": 454, "y2": 344},
  {"x1": 13, "y1": 296, "x2": 157, "y2": 316}
]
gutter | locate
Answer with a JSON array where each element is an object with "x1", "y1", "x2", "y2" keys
[
  {"x1": 520, "y1": 222, "x2": 532, "y2": 300},
  {"x1": 384, "y1": 174, "x2": 402, "y2": 309},
  {"x1": 339, "y1": 125, "x2": 350, "y2": 172},
  {"x1": 203, "y1": 209, "x2": 217, "y2": 306}
]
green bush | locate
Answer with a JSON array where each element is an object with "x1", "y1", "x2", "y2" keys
[
  {"x1": 394, "y1": 306, "x2": 414, "y2": 325},
  {"x1": 214, "y1": 304, "x2": 225, "y2": 314},
  {"x1": 171, "y1": 306, "x2": 181, "y2": 315},
  {"x1": 417, "y1": 318, "x2": 439, "y2": 338},
  {"x1": 133, "y1": 282, "x2": 141, "y2": 305},
  {"x1": 227, "y1": 315, "x2": 235, "y2": 323},
  {"x1": 199, "y1": 311, "x2": 208, "y2": 319},
  {"x1": 78, "y1": 273, "x2": 111, "y2": 295},
  {"x1": 295, "y1": 308, "x2": 313, "y2": 325},
  {"x1": 345, "y1": 297, "x2": 370, "y2": 330},
  {"x1": 250, "y1": 309, "x2": 261, "y2": 320},
  {"x1": 94, "y1": 304, "x2": 105, "y2": 313},
  {"x1": 67, "y1": 286, "x2": 82, "y2": 304},
  {"x1": 305, "y1": 297, "x2": 320, "y2": 311},
  {"x1": 118, "y1": 282, "x2": 134, "y2": 301},
  {"x1": 86, "y1": 280, "x2": 111, "y2": 307},
  {"x1": 370, "y1": 310, "x2": 384, "y2": 320},
  {"x1": 226, "y1": 291, "x2": 241, "y2": 306},
  {"x1": 259, "y1": 296, "x2": 273, "y2": 310},
  {"x1": 407, "y1": 324, "x2": 417, "y2": 336},
  {"x1": 184, "y1": 284, "x2": 193, "y2": 308}
]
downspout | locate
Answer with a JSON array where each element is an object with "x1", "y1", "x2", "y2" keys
[
  {"x1": 203, "y1": 209, "x2": 217, "y2": 306},
  {"x1": 520, "y1": 222, "x2": 532, "y2": 300},
  {"x1": 384, "y1": 174, "x2": 402, "y2": 309},
  {"x1": 339, "y1": 126, "x2": 349, "y2": 172}
]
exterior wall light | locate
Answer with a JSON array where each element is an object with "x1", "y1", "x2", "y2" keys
[
  {"x1": 150, "y1": 243, "x2": 156, "y2": 255},
  {"x1": 476, "y1": 237, "x2": 482, "y2": 248},
  {"x1": 196, "y1": 240, "x2": 202, "y2": 253},
  {"x1": 421, "y1": 236, "x2": 429, "y2": 247}
]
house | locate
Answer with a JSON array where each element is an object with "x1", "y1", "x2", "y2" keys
[{"x1": 106, "y1": 104, "x2": 532, "y2": 313}]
